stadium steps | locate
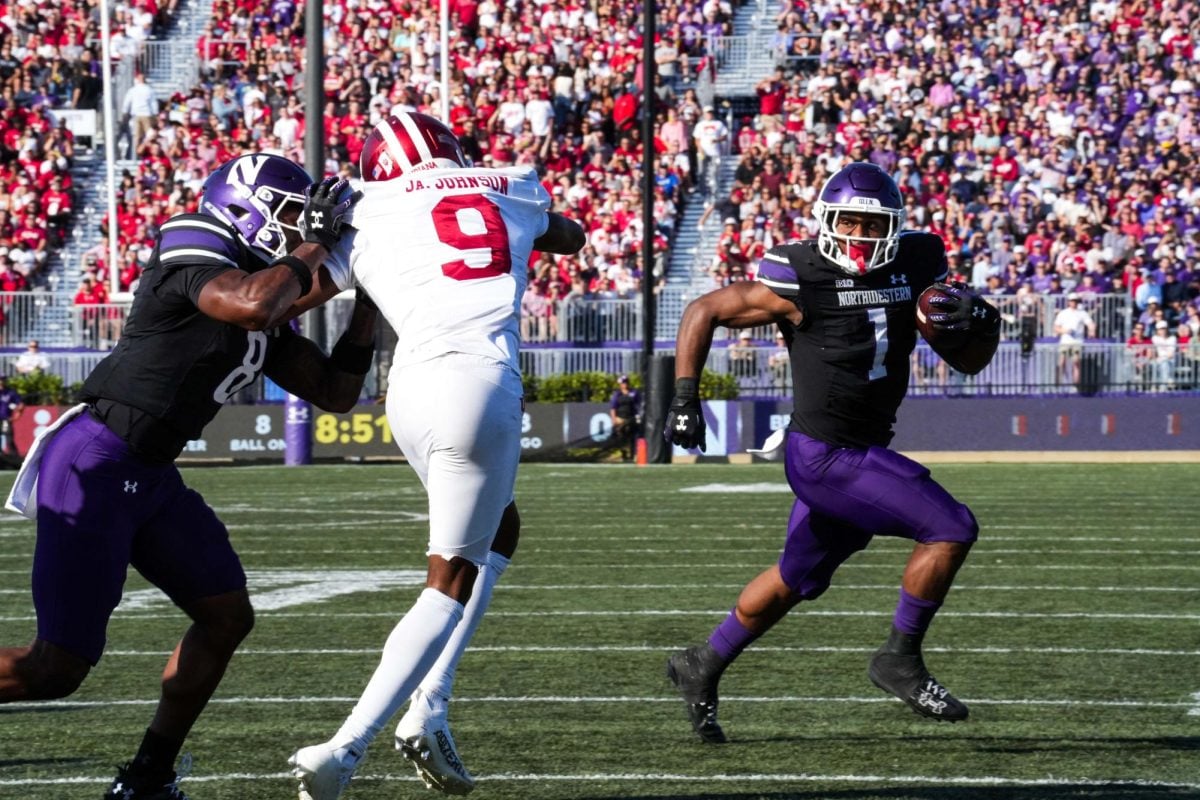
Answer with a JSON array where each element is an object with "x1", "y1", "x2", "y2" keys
[
  {"x1": 144, "y1": 0, "x2": 214, "y2": 101},
  {"x1": 714, "y1": 1, "x2": 783, "y2": 96},
  {"x1": 26, "y1": 151, "x2": 119, "y2": 346},
  {"x1": 35, "y1": 0, "x2": 213, "y2": 346},
  {"x1": 656, "y1": 1, "x2": 780, "y2": 337}
]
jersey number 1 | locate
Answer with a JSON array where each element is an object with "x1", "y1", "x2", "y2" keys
[
  {"x1": 867, "y1": 307, "x2": 889, "y2": 381},
  {"x1": 432, "y1": 195, "x2": 512, "y2": 281}
]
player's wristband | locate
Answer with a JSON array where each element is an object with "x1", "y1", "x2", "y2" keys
[
  {"x1": 272, "y1": 254, "x2": 314, "y2": 297},
  {"x1": 331, "y1": 335, "x2": 375, "y2": 375},
  {"x1": 674, "y1": 377, "x2": 699, "y2": 402}
]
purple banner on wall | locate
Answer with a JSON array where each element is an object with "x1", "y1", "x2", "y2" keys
[
  {"x1": 742, "y1": 397, "x2": 1198, "y2": 452},
  {"x1": 892, "y1": 396, "x2": 1198, "y2": 451}
]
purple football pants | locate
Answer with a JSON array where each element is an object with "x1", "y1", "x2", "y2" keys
[
  {"x1": 31, "y1": 411, "x2": 246, "y2": 664},
  {"x1": 777, "y1": 431, "x2": 977, "y2": 599}
]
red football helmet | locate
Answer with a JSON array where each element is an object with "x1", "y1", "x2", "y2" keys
[{"x1": 359, "y1": 111, "x2": 469, "y2": 182}]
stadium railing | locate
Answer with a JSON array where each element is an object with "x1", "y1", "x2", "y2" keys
[
  {"x1": 524, "y1": 293, "x2": 1136, "y2": 346},
  {"x1": 8, "y1": 342, "x2": 1195, "y2": 401},
  {"x1": 693, "y1": 341, "x2": 1200, "y2": 398},
  {"x1": 5, "y1": 293, "x2": 1192, "y2": 398}
]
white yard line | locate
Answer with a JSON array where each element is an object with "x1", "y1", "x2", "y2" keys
[
  {"x1": 3, "y1": 546, "x2": 1197, "y2": 559},
  {"x1": 4, "y1": 582, "x2": 1198, "y2": 594},
  {"x1": 97, "y1": 644, "x2": 1199, "y2": 657},
  {"x1": 3, "y1": 562, "x2": 1199, "y2": 575},
  {"x1": 4, "y1": 608, "x2": 1197, "y2": 623},
  {"x1": 1, "y1": 771, "x2": 1196, "y2": 790},
  {"x1": 3, "y1": 694, "x2": 1193, "y2": 711},
  {"x1": 493, "y1": 582, "x2": 1200, "y2": 592}
]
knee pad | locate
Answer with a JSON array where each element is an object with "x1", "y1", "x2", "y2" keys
[
  {"x1": 777, "y1": 563, "x2": 832, "y2": 602},
  {"x1": 916, "y1": 503, "x2": 979, "y2": 546},
  {"x1": 778, "y1": 525, "x2": 872, "y2": 601}
]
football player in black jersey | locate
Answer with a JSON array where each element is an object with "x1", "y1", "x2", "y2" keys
[
  {"x1": 0, "y1": 154, "x2": 371, "y2": 799},
  {"x1": 663, "y1": 162, "x2": 1000, "y2": 743}
]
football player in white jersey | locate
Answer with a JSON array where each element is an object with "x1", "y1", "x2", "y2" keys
[{"x1": 288, "y1": 111, "x2": 584, "y2": 800}]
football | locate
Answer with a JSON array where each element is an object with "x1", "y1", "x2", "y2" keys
[{"x1": 915, "y1": 284, "x2": 964, "y2": 348}]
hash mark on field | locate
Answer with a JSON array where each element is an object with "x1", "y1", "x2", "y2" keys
[
  {"x1": 1, "y1": 771, "x2": 1196, "y2": 790},
  {"x1": 117, "y1": 570, "x2": 424, "y2": 612},
  {"x1": 1189, "y1": 691, "x2": 1200, "y2": 716},
  {"x1": 679, "y1": 482, "x2": 793, "y2": 493}
]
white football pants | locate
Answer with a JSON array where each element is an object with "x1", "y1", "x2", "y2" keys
[{"x1": 386, "y1": 353, "x2": 522, "y2": 565}]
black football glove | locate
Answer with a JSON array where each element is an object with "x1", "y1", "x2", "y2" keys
[
  {"x1": 299, "y1": 176, "x2": 360, "y2": 250},
  {"x1": 663, "y1": 377, "x2": 706, "y2": 452},
  {"x1": 927, "y1": 281, "x2": 999, "y2": 335}
]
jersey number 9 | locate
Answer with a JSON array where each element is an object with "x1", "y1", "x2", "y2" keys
[{"x1": 432, "y1": 195, "x2": 512, "y2": 281}]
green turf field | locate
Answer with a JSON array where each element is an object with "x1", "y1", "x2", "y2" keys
[{"x1": 0, "y1": 462, "x2": 1197, "y2": 800}]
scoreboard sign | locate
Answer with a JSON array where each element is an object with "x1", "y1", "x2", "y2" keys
[{"x1": 182, "y1": 406, "x2": 402, "y2": 460}]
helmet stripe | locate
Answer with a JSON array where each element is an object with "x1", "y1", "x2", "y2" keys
[
  {"x1": 375, "y1": 119, "x2": 415, "y2": 172},
  {"x1": 395, "y1": 112, "x2": 436, "y2": 164}
]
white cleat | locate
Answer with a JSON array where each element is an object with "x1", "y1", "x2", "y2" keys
[
  {"x1": 288, "y1": 742, "x2": 363, "y2": 800},
  {"x1": 395, "y1": 718, "x2": 476, "y2": 795}
]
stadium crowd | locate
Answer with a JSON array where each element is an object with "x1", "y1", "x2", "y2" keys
[
  {"x1": 705, "y1": 0, "x2": 1200, "y2": 347},
  {"x1": 3, "y1": 0, "x2": 1200, "y2": 353}
]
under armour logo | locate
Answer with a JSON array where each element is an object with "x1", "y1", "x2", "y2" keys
[
  {"x1": 973, "y1": 306, "x2": 988, "y2": 318},
  {"x1": 309, "y1": 211, "x2": 324, "y2": 229},
  {"x1": 123, "y1": 481, "x2": 138, "y2": 494},
  {"x1": 675, "y1": 417, "x2": 689, "y2": 431},
  {"x1": 890, "y1": 273, "x2": 908, "y2": 285}
]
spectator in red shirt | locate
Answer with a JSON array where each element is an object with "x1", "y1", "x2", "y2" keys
[{"x1": 755, "y1": 69, "x2": 786, "y2": 121}]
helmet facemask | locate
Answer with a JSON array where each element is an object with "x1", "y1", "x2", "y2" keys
[
  {"x1": 200, "y1": 154, "x2": 314, "y2": 264},
  {"x1": 814, "y1": 202, "x2": 904, "y2": 274}
]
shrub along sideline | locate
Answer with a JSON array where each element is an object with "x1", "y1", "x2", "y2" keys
[
  {"x1": 5, "y1": 369, "x2": 741, "y2": 408},
  {"x1": 521, "y1": 370, "x2": 739, "y2": 403}
]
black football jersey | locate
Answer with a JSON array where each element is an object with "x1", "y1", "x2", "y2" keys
[
  {"x1": 82, "y1": 213, "x2": 295, "y2": 462},
  {"x1": 755, "y1": 233, "x2": 947, "y2": 447}
]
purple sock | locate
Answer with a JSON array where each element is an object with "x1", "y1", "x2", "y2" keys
[
  {"x1": 707, "y1": 610, "x2": 758, "y2": 662},
  {"x1": 893, "y1": 588, "x2": 942, "y2": 636}
]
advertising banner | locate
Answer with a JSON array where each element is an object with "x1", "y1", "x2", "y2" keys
[{"x1": 9, "y1": 397, "x2": 1198, "y2": 465}]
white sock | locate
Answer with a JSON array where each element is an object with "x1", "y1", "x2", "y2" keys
[
  {"x1": 333, "y1": 588, "x2": 464, "y2": 753},
  {"x1": 409, "y1": 551, "x2": 511, "y2": 721}
]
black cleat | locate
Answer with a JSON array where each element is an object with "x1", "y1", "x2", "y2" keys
[
  {"x1": 104, "y1": 761, "x2": 191, "y2": 800},
  {"x1": 868, "y1": 648, "x2": 969, "y2": 722},
  {"x1": 666, "y1": 643, "x2": 730, "y2": 743}
]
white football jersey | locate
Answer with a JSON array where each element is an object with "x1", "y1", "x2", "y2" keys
[{"x1": 325, "y1": 165, "x2": 551, "y2": 372}]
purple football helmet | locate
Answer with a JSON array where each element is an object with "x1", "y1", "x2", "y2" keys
[
  {"x1": 200, "y1": 154, "x2": 313, "y2": 262},
  {"x1": 813, "y1": 161, "x2": 906, "y2": 274}
]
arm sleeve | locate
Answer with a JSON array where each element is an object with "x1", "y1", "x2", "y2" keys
[
  {"x1": 153, "y1": 215, "x2": 245, "y2": 304},
  {"x1": 754, "y1": 246, "x2": 800, "y2": 298},
  {"x1": 507, "y1": 168, "x2": 552, "y2": 239},
  {"x1": 174, "y1": 264, "x2": 232, "y2": 306},
  {"x1": 322, "y1": 229, "x2": 357, "y2": 292}
]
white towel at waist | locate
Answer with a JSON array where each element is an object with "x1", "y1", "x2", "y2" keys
[{"x1": 4, "y1": 403, "x2": 89, "y2": 519}]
